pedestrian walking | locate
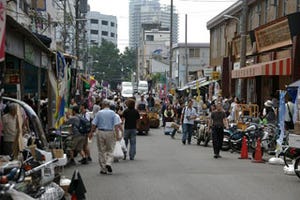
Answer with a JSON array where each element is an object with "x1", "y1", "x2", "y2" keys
[
  {"x1": 79, "y1": 103, "x2": 92, "y2": 164},
  {"x1": 64, "y1": 106, "x2": 87, "y2": 165},
  {"x1": 122, "y1": 99, "x2": 140, "y2": 160},
  {"x1": 181, "y1": 99, "x2": 197, "y2": 145},
  {"x1": 1, "y1": 103, "x2": 18, "y2": 156},
  {"x1": 89, "y1": 100, "x2": 122, "y2": 174},
  {"x1": 208, "y1": 101, "x2": 229, "y2": 159}
]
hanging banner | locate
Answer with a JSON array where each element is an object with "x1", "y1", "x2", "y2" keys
[
  {"x1": 0, "y1": 0, "x2": 6, "y2": 62},
  {"x1": 277, "y1": 90, "x2": 286, "y2": 145}
]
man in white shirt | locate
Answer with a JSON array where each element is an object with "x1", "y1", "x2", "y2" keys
[{"x1": 181, "y1": 99, "x2": 197, "y2": 145}]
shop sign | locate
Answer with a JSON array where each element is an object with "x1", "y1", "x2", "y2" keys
[
  {"x1": 211, "y1": 71, "x2": 220, "y2": 80},
  {"x1": 25, "y1": 41, "x2": 40, "y2": 66},
  {"x1": 6, "y1": 30, "x2": 24, "y2": 58},
  {"x1": 203, "y1": 68, "x2": 213, "y2": 77},
  {"x1": 4, "y1": 69, "x2": 20, "y2": 84},
  {"x1": 255, "y1": 18, "x2": 292, "y2": 53}
]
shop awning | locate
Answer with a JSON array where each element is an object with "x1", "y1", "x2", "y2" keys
[
  {"x1": 190, "y1": 79, "x2": 217, "y2": 90},
  {"x1": 231, "y1": 57, "x2": 291, "y2": 79}
]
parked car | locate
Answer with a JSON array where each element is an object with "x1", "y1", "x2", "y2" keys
[{"x1": 138, "y1": 80, "x2": 148, "y2": 94}]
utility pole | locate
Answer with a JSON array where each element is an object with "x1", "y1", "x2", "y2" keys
[
  {"x1": 240, "y1": 0, "x2": 247, "y2": 99},
  {"x1": 185, "y1": 14, "x2": 188, "y2": 84},
  {"x1": 169, "y1": 0, "x2": 173, "y2": 82},
  {"x1": 75, "y1": 0, "x2": 79, "y2": 70},
  {"x1": 63, "y1": 0, "x2": 67, "y2": 51}
]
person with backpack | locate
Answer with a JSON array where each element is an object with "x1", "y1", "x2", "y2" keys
[
  {"x1": 79, "y1": 103, "x2": 92, "y2": 164},
  {"x1": 65, "y1": 106, "x2": 88, "y2": 165}
]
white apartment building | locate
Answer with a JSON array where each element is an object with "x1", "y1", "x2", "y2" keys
[
  {"x1": 172, "y1": 43, "x2": 210, "y2": 87},
  {"x1": 129, "y1": 0, "x2": 178, "y2": 49},
  {"x1": 138, "y1": 26, "x2": 170, "y2": 79},
  {"x1": 86, "y1": 11, "x2": 118, "y2": 47}
]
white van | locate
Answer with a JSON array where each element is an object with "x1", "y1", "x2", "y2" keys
[
  {"x1": 138, "y1": 80, "x2": 148, "y2": 94},
  {"x1": 121, "y1": 81, "x2": 133, "y2": 98}
]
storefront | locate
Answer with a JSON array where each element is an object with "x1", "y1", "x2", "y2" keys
[
  {"x1": 3, "y1": 15, "x2": 53, "y2": 115},
  {"x1": 230, "y1": 15, "x2": 298, "y2": 108}
]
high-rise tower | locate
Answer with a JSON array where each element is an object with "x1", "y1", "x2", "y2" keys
[{"x1": 129, "y1": 0, "x2": 178, "y2": 49}]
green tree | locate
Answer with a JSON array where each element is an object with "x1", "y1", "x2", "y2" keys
[
  {"x1": 89, "y1": 39, "x2": 120, "y2": 88},
  {"x1": 119, "y1": 47, "x2": 137, "y2": 81}
]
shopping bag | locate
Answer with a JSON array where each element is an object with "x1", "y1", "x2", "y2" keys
[
  {"x1": 119, "y1": 138, "x2": 127, "y2": 153},
  {"x1": 113, "y1": 141, "x2": 123, "y2": 159},
  {"x1": 178, "y1": 125, "x2": 182, "y2": 133}
]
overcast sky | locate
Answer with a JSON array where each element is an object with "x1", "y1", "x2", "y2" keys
[{"x1": 88, "y1": 0, "x2": 237, "y2": 52}]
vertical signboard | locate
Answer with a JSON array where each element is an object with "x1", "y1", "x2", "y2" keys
[{"x1": 0, "y1": 0, "x2": 6, "y2": 61}]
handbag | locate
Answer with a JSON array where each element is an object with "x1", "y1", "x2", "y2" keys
[{"x1": 113, "y1": 141, "x2": 124, "y2": 159}]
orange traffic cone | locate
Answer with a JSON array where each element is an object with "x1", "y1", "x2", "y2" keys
[
  {"x1": 239, "y1": 136, "x2": 249, "y2": 159},
  {"x1": 252, "y1": 137, "x2": 265, "y2": 163}
]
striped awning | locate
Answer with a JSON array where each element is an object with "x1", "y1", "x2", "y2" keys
[{"x1": 232, "y1": 57, "x2": 291, "y2": 79}]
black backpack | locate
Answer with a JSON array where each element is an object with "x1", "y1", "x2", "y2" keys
[{"x1": 77, "y1": 116, "x2": 91, "y2": 134}]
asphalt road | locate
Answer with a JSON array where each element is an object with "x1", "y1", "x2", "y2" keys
[{"x1": 63, "y1": 127, "x2": 299, "y2": 200}]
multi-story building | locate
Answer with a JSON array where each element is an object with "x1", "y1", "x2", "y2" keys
[
  {"x1": 172, "y1": 43, "x2": 210, "y2": 88},
  {"x1": 207, "y1": 0, "x2": 300, "y2": 108},
  {"x1": 129, "y1": 0, "x2": 178, "y2": 49},
  {"x1": 86, "y1": 11, "x2": 118, "y2": 47},
  {"x1": 138, "y1": 23, "x2": 170, "y2": 80}
]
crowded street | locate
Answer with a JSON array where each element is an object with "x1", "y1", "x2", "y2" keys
[
  {"x1": 63, "y1": 126, "x2": 299, "y2": 200},
  {"x1": 2, "y1": 0, "x2": 300, "y2": 199}
]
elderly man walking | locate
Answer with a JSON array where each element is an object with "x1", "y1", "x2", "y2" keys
[
  {"x1": 2, "y1": 103, "x2": 18, "y2": 156},
  {"x1": 89, "y1": 100, "x2": 122, "y2": 174}
]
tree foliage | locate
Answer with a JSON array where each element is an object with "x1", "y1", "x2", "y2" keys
[{"x1": 89, "y1": 40, "x2": 137, "y2": 89}]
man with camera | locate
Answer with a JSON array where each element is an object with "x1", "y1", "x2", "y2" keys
[{"x1": 181, "y1": 99, "x2": 197, "y2": 145}]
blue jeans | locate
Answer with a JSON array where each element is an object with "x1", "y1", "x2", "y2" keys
[
  {"x1": 182, "y1": 123, "x2": 193, "y2": 144},
  {"x1": 124, "y1": 129, "x2": 137, "y2": 159}
]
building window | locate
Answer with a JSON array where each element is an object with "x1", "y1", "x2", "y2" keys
[
  {"x1": 90, "y1": 30, "x2": 98, "y2": 35},
  {"x1": 257, "y1": 3, "x2": 261, "y2": 26},
  {"x1": 90, "y1": 19, "x2": 99, "y2": 24},
  {"x1": 111, "y1": 32, "x2": 115, "y2": 37},
  {"x1": 189, "y1": 48, "x2": 200, "y2": 58},
  {"x1": 102, "y1": 31, "x2": 108, "y2": 36},
  {"x1": 146, "y1": 35, "x2": 154, "y2": 41},
  {"x1": 264, "y1": 0, "x2": 269, "y2": 24},
  {"x1": 283, "y1": 0, "x2": 287, "y2": 16},
  {"x1": 111, "y1": 22, "x2": 115, "y2": 27},
  {"x1": 101, "y1": 20, "x2": 108, "y2": 25}
]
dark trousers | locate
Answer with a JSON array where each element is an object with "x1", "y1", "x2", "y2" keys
[{"x1": 212, "y1": 126, "x2": 224, "y2": 155}]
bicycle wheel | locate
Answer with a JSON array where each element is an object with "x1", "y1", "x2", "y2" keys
[
  {"x1": 221, "y1": 131, "x2": 231, "y2": 151},
  {"x1": 294, "y1": 156, "x2": 300, "y2": 179},
  {"x1": 283, "y1": 147, "x2": 293, "y2": 167}
]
